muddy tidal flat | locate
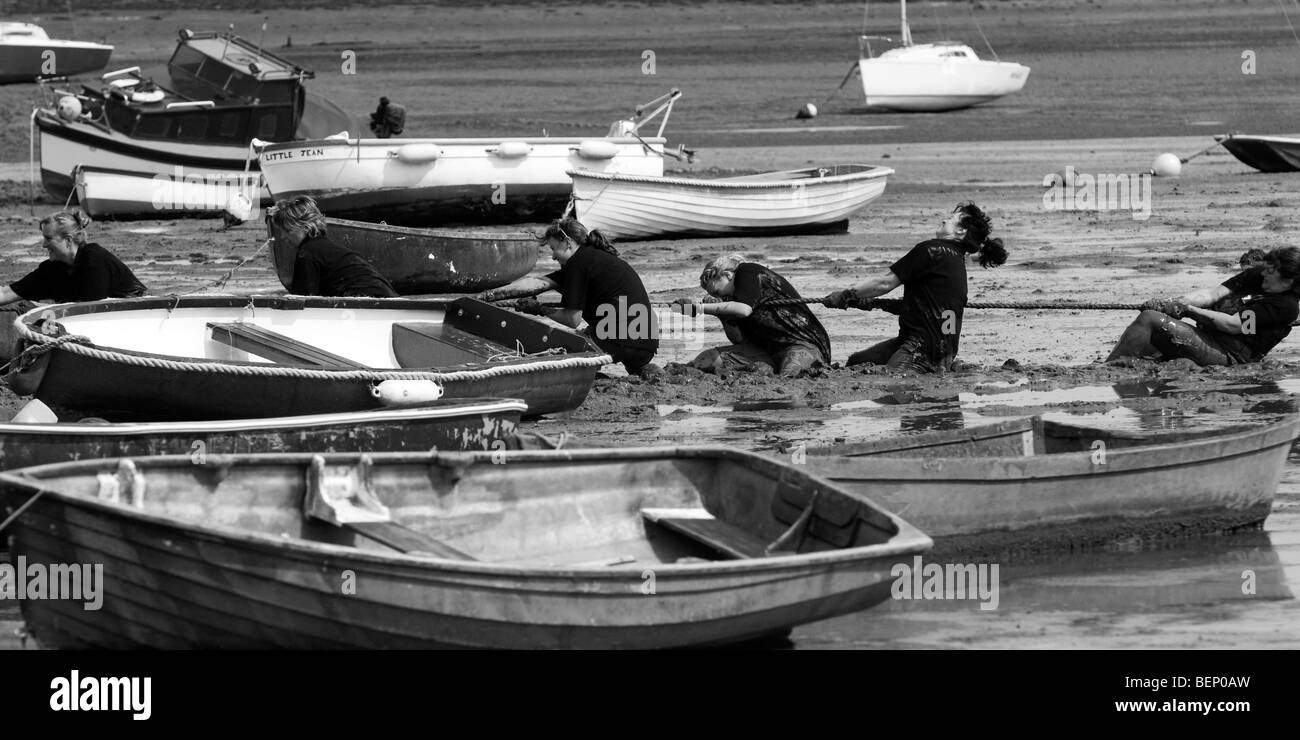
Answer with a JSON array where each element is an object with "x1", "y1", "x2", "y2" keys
[{"x1": 1, "y1": 0, "x2": 1300, "y2": 657}]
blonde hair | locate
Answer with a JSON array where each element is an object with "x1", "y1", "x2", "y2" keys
[
  {"x1": 41, "y1": 210, "x2": 92, "y2": 246},
  {"x1": 268, "y1": 195, "x2": 328, "y2": 239},
  {"x1": 699, "y1": 253, "x2": 747, "y2": 288}
]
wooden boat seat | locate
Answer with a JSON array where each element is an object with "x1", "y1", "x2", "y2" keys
[
  {"x1": 642, "y1": 508, "x2": 777, "y2": 559},
  {"x1": 347, "y1": 521, "x2": 476, "y2": 560},
  {"x1": 208, "y1": 322, "x2": 369, "y2": 368}
]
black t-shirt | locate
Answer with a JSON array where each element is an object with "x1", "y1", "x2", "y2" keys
[
  {"x1": 1213, "y1": 267, "x2": 1299, "y2": 360},
  {"x1": 291, "y1": 236, "x2": 398, "y2": 298},
  {"x1": 889, "y1": 239, "x2": 968, "y2": 364},
  {"x1": 728, "y1": 263, "x2": 831, "y2": 362},
  {"x1": 11, "y1": 242, "x2": 147, "y2": 302},
  {"x1": 546, "y1": 245, "x2": 658, "y2": 355}
]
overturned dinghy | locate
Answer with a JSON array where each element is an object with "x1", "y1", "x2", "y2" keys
[
  {"x1": 6, "y1": 296, "x2": 607, "y2": 420},
  {"x1": 805, "y1": 415, "x2": 1299, "y2": 556},
  {"x1": 0, "y1": 446, "x2": 932, "y2": 649}
]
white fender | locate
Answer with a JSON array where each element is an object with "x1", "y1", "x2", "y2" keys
[
  {"x1": 371, "y1": 379, "x2": 444, "y2": 406},
  {"x1": 491, "y1": 141, "x2": 533, "y2": 158},
  {"x1": 575, "y1": 139, "x2": 619, "y2": 160},
  {"x1": 394, "y1": 143, "x2": 442, "y2": 164}
]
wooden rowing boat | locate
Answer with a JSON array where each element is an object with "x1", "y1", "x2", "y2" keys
[
  {"x1": 0, "y1": 398, "x2": 525, "y2": 472},
  {"x1": 5, "y1": 295, "x2": 607, "y2": 420},
  {"x1": 0, "y1": 446, "x2": 932, "y2": 648},
  {"x1": 73, "y1": 164, "x2": 267, "y2": 220},
  {"x1": 1216, "y1": 133, "x2": 1300, "y2": 173},
  {"x1": 567, "y1": 164, "x2": 893, "y2": 241},
  {"x1": 805, "y1": 415, "x2": 1299, "y2": 556},
  {"x1": 266, "y1": 218, "x2": 539, "y2": 295}
]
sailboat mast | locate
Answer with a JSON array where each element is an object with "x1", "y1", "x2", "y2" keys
[{"x1": 900, "y1": 0, "x2": 913, "y2": 46}]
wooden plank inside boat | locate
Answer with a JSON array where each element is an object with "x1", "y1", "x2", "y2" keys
[
  {"x1": 208, "y1": 322, "x2": 369, "y2": 368},
  {"x1": 642, "y1": 508, "x2": 774, "y2": 559}
]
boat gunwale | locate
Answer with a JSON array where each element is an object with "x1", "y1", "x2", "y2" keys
[
  {"x1": 0, "y1": 446, "x2": 933, "y2": 577},
  {"x1": 324, "y1": 216, "x2": 536, "y2": 243},
  {"x1": 0, "y1": 398, "x2": 527, "y2": 436},
  {"x1": 810, "y1": 414, "x2": 1300, "y2": 481},
  {"x1": 258, "y1": 135, "x2": 669, "y2": 153}
]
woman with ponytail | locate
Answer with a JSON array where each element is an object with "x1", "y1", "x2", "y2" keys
[
  {"x1": 0, "y1": 210, "x2": 147, "y2": 307},
  {"x1": 478, "y1": 218, "x2": 659, "y2": 375},
  {"x1": 824, "y1": 201, "x2": 1007, "y2": 373}
]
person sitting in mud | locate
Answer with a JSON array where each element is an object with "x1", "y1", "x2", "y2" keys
[
  {"x1": 1106, "y1": 245, "x2": 1300, "y2": 366},
  {"x1": 822, "y1": 202, "x2": 1008, "y2": 373},
  {"x1": 266, "y1": 195, "x2": 398, "y2": 298},
  {"x1": 0, "y1": 210, "x2": 147, "y2": 310},
  {"x1": 671, "y1": 254, "x2": 831, "y2": 377},
  {"x1": 477, "y1": 218, "x2": 659, "y2": 376}
]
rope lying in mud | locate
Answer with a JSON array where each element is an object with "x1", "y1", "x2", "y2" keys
[{"x1": 9, "y1": 326, "x2": 612, "y2": 382}]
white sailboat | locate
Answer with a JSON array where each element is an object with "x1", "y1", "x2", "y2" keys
[{"x1": 857, "y1": 0, "x2": 1029, "y2": 112}]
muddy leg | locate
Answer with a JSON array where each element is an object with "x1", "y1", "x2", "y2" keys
[
  {"x1": 1149, "y1": 319, "x2": 1233, "y2": 366},
  {"x1": 1105, "y1": 310, "x2": 1169, "y2": 362}
]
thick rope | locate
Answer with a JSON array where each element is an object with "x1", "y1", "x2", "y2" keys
[
  {"x1": 11, "y1": 319, "x2": 611, "y2": 382},
  {"x1": 494, "y1": 296, "x2": 1143, "y2": 311},
  {"x1": 757, "y1": 297, "x2": 1143, "y2": 311}
]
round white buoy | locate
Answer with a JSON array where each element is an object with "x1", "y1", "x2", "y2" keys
[
  {"x1": 1152, "y1": 152, "x2": 1182, "y2": 177},
  {"x1": 57, "y1": 96, "x2": 82, "y2": 121},
  {"x1": 795, "y1": 102, "x2": 818, "y2": 119}
]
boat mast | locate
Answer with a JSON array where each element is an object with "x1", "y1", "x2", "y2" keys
[{"x1": 900, "y1": 0, "x2": 913, "y2": 46}]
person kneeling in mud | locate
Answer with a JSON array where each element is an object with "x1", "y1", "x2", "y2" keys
[
  {"x1": 823, "y1": 202, "x2": 1008, "y2": 373},
  {"x1": 1106, "y1": 245, "x2": 1300, "y2": 366},
  {"x1": 672, "y1": 254, "x2": 830, "y2": 377}
]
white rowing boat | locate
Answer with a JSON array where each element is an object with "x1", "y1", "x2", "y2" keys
[{"x1": 568, "y1": 164, "x2": 894, "y2": 241}]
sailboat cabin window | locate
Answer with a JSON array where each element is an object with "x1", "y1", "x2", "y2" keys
[{"x1": 940, "y1": 50, "x2": 970, "y2": 58}]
